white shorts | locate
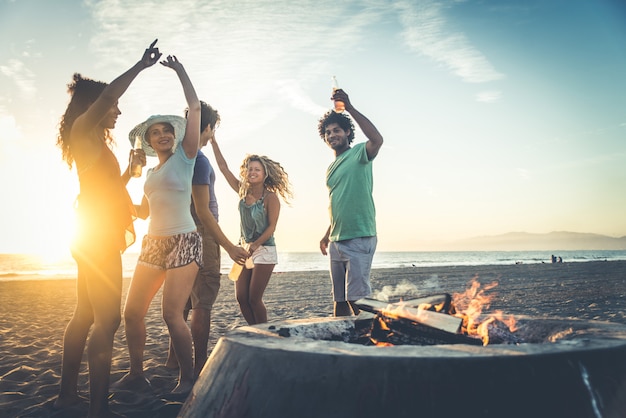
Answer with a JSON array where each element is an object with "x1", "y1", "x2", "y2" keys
[{"x1": 249, "y1": 245, "x2": 278, "y2": 265}]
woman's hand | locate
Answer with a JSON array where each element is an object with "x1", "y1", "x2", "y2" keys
[
  {"x1": 160, "y1": 55, "x2": 184, "y2": 72},
  {"x1": 140, "y1": 39, "x2": 162, "y2": 68}
]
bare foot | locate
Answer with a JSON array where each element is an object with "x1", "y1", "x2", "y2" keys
[
  {"x1": 171, "y1": 379, "x2": 194, "y2": 396},
  {"x1": 111, "y1": 372, "x2": 152, "y2": 392},
  {"x1": 164, "y1": 359, "x2": 179, "y2": 370},
  {"x1": 53, "y1": 393, "x2": 87, "y2": 409}
]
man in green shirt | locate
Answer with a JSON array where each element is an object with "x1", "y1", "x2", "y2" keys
[{"x1": 317, "y1": 88, "x2": 384, "y2": 316}]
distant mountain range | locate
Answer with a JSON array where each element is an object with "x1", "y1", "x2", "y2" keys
[{"x1": 443, "y1": 231, "x2": 626, "y2": 251}]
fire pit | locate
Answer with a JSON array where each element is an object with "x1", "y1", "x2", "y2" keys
[{"x1": 180, "y1": 313, "x2": 626, "y2": 418}]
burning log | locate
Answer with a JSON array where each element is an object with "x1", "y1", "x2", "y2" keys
[
  {"x1": 355, "y1": 297, "x2": 462, "y2": 334},
  {"x1": 370, "y1": 313, "x2": 483, "y2": 346}
]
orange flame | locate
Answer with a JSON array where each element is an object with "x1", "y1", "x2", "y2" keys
[
  {"x1": 451, "y1": 276, "x2": 517, "y2": 345},
  {"x1": 368, "y1": 277, "x2": 518, "y2": 347}
]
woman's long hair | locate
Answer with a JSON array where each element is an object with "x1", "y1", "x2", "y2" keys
[
  {"x1": 238, "y1": 155, "x2": 293, "y2": 204},
  {"x1": 57, "y1": 73, "x2": 111, "y2": 169}
]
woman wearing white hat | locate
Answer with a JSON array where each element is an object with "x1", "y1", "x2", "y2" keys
[{"x1": 114, "y1": 55, "x2": 201, "y2": 396}]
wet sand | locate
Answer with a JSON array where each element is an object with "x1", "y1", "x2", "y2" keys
[{"x1": 1, "y1": 260, "x2": 625, "y2": 417}]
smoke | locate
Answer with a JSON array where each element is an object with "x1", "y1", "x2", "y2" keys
[{"x1": 371, "y1": 275, "x2": 443, "y2": 302}]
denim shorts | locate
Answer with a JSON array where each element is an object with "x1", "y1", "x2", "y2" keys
[{"x1": 138, "y1": 231, "x2": 203, "y2": 270}]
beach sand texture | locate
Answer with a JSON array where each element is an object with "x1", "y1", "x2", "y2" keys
[{"x1": 1, "y1": 261, "x2": 625, "y2": 417}]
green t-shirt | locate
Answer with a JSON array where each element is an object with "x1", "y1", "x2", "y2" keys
[{"x1": 326, "y1": 142, "x2": 376, "y2": 242}]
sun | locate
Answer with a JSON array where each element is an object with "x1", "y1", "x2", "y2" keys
[{"x1": 0, "y1": 139, "x2": 78, "y2": 259}]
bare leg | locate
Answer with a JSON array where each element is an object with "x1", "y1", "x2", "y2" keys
[
  {"x1": 114, "y1": 264, "x2": 164, "y2": 389},
  {"x1": 247, "y1": 264, "x2": 274, "y2": 324},
  {"x1": 165, "y1": 307, "x2": 190, "y2": 370},
  {"x1": 86, "y1": 254, "x2": 123, "y2": 417},
  {"x1": 56, "y1": 248, "x2": 123, "y2": 418},
  {"x1": 55, "y1": 266, "x2": 93, "y2": 408},
  {"x1": 348, "y1": 301, "x2": 361, "y2": 315},
  {"x1": 190, "y1": 307, "x2": 210, "y2": 377},
  {"x1": 162, "y1": 262, "x2": 198, "y2": 394},
  {"x1": 235, "y1": 269, "x2": 255, "y2": 325},
  {"x1": 334, "y1": 301, "x2": 354, "y2": 317}
]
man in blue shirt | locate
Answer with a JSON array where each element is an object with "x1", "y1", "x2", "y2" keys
[{"x1": 166, "y1": 101, "x2": 247, "y2": 376}]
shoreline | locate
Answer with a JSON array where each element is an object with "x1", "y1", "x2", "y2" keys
[
  {"x1": 1, "y1": 260, "x2": 625, "y2": 417},
  {"x1": 1, "y1": 257, "x2": 625, "y2": 282}
]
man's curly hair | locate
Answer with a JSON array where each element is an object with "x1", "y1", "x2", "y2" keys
[{"x1": 317, "y1": 110, "x2": 355, "y2": 144}]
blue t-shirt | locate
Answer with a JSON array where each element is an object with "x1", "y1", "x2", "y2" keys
[{"x1": 190, "y1": 149, "x2": 219, "y2": 225}]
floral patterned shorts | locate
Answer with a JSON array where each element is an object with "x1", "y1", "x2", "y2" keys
[{"x1": 138, "y1": 231, "x2": 203, "y2": 270}]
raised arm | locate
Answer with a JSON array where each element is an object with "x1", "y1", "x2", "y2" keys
[
  {"x1": 209, "y1": 136, "x2": 241, "y2": 194},
  {"x1": 160, "y1": 55, "x2": 200, "y2": 159},
  {"x1": 73, "y1": 40, "x2": 161, "y2": 143},
  {"x1": 332, "y1": 89, "x2": 383, "y2": 160}
]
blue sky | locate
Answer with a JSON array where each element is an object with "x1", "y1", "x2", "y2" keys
[{"x1": 1, "y1": 0, "x2": 625, "y2": 254}]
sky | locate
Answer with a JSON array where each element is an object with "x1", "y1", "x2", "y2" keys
[{"x1": 1, "y1": 0, "x2": 625, "y2": 256}]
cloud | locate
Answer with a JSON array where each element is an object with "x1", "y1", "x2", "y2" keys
[
  {"x1": 83, "y1": 0, "x2": 381, "y2": 136},
  {"x1": 394, "y1": 0, "x2": 504, "y2": 83},
  {"x1": 0, "y1": 59, "x2": 36, "y2": 98}
]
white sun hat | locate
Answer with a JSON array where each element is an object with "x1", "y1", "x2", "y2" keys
[{"x1": 128, "y1": 114, "x2": 186, "y2": 157}]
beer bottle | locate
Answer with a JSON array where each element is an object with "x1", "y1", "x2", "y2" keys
[
  {"x1": 130, "y1": 136, "x2": 143, "y2": 178},
  {"x1": 332, "y1": 76, "x2": 345, "y2": 113}
]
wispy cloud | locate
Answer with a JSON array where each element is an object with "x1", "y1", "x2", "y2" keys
[
  {"x1": 393, "y1": 0, "x2": 504, "y2": 83},
  {"x1": 0, "y1": 58, "x2": 36, "y2": 99},
  {"x1": 84, "y1": 0, "x2": 383, "y2": 138}
]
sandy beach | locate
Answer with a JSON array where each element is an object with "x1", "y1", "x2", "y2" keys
[{"x1": 1, "y1": 260, "x2": 625, "y2": 417}]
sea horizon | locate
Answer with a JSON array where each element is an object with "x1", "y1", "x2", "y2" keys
[{"x1": 1, "y1": 249, "x2": 626, "y2": 282}]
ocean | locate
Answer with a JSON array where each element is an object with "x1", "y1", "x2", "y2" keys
[{"x1": 1, "y1": 249, "x2": 625, "y2": 281}]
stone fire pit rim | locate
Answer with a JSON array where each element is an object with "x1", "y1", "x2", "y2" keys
[{"x1": 220, "y1": 315, "x2": 626, "y2": 359}]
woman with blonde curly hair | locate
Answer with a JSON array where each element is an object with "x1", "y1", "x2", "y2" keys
[{"x1": 211, "y1": 139, "x2": 292, "y2": 324}]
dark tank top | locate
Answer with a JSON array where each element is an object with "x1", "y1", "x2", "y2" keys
[{"x1": 74, "y1": 143, "x2": 135, "y2": 252}]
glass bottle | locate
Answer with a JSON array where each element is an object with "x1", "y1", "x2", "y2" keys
[
  {"x1": 332, "y1": 76, "x2": 345, "y2": 113},
  {"x1": 130, "y1": 136, "x2": 143, "y2": 178}
]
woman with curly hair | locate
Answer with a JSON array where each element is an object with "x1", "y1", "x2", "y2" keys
[
  {"x1": 210, "y1": 139, "x2": 292, "y2": 325},
  {"x1": 54, "y1": 40, "x2": 160, "y2": 417}
]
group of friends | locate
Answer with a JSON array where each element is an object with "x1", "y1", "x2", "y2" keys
[{"x1": 53, "y1": 39, "x2": 384, "y2": 417}]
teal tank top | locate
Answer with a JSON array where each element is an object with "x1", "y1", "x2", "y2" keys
[{"x1": 238, "y1": 192, "x2": 275, "y2": 246}]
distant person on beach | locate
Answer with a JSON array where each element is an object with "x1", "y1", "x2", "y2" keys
[
  {"x1": 210, "y1": 140, "x2": 293, "y2": 325},
  {"x1": 54, "y1": 40, "x2": 160, "y2": 417},
  {"x1": 114, "y1": 54, "x2": 201, "y2": 396},
  {"x1": 164, "y1": 101, "x2": 247, "y2": 377},
  {"x1": 317, "y1": 88, "x2": 384, "y2": 317}
]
